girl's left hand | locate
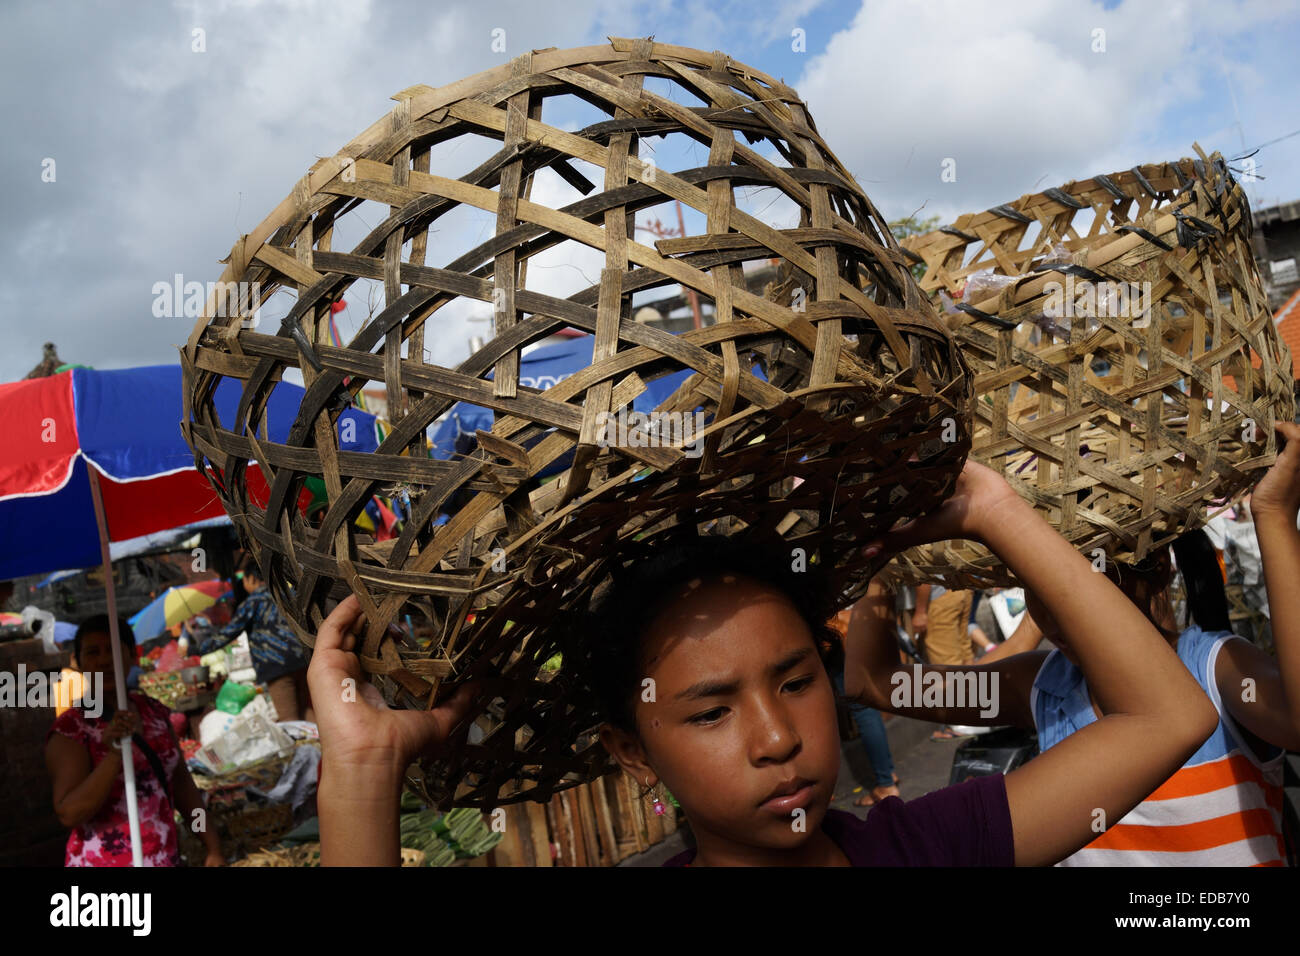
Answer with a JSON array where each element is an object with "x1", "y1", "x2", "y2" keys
[
  {"x1": 203, "y1": 850, "x2": 225, "y2": 867},
  {"x1": 867, "y1": 458, "x2": 1024, "y2": 556},
  {"x1": 1251, "y1": 421, "x2": 1300, "y2": 521}
]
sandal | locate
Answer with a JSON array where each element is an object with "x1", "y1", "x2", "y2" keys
[
  {"x1": 856, "y1": 785, "x2": 901, "y2": 807},
  {"x1": 930, "y1": 726, "x2": 972, "y2": 740}
]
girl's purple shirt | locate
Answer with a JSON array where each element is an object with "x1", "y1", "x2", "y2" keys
[{"x1": 663, "y1": 773, "x2": 1015, "y2": 866}]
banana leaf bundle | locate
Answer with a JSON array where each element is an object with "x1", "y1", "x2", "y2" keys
[{"x1": 399, "y1": 804, "x2": 502, "y2": 865}]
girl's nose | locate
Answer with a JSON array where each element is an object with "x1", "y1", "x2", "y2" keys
[{"x1": 747, "y1": 698, "x2": 802, "y2": 764}]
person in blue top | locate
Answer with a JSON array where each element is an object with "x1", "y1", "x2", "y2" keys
[
  {"x1": 847, "y1": 421, "x2": 1300, "y2": 865},
  {"x1": 196, "y1": 557, "x2": 314, "y2": 722}
]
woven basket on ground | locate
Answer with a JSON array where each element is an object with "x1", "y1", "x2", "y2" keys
[
  {"x1": 229, "y1": 843, "x2": 426, "y2": 867},
  {"x1": 878, "y1": 148, "x2": 1293, "y2": 589},
  {"x1": 219, "y1": 801, "x2": 296, "y2": 856},
  {"x1": 181, "y1": 38, "x2": 972, "y2": 808}
]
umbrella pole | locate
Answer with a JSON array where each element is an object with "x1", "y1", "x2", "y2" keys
[{"x1": 87, "y1": 464, "x2": 145, "y2": 867}]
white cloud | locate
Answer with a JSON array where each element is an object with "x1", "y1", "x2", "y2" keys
[
  {"x1": 794, "y1": 0, "x2": 1297, "y2": 224},
  {"x1": 5, "y1": 0, "x2": 1297, "y2": 387}
]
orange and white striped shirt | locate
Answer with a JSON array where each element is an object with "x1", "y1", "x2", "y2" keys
[{"x1": 1031, "y1": 626, "x2": 1287, "y2": 866}]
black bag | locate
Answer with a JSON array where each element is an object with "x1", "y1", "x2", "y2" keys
[
  {"x1": 131, "y1": 732, "x2": 175, "y2": 808},
  {"x1": 131, "y1": 730, "x2": 187, "y2": 864}
]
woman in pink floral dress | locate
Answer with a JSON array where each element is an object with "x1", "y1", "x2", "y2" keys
[{"x1": 44, "y1": 615, "x2": 223, "y2": 867}]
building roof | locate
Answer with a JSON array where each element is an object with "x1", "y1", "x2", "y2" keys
[
  {"x1": 1255, "y1": 200, "x2": 1300, "y2": 227},
  {"x1": 1274, "y1": 288, "x2": 1300, "y2": 382},
  {"x1": 1218, "y1": 288, "x2": 1300, "y2": 392}
]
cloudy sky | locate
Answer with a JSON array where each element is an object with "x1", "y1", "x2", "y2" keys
[{"x1": 2, "y1": 0, "x2": 1298, "y2": 383}]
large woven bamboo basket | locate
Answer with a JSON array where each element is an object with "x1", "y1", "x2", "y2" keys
[
  {"x1": 880, "y1": 148, "x2": 1293, "y2": 589},
  {"x1": 180, "y1": 38, "x2": 973, "y2": 808}
]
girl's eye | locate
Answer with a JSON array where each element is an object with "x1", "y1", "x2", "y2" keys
[
  {"x1": 688, "y1": 707, "x2": 727, "y2": 725},
  {"x1": 784, "y1": 675, "x2": 816, "y2": 693}
]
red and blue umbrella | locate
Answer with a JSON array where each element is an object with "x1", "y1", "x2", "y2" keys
[{"x1": 0, "y1": 364, "x2": 378, "y2": 579}]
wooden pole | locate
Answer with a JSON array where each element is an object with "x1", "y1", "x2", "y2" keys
[
  {"x1": 576, "y1": 784, "x2": 600, "y2": 866},
  {"x1": 593, "y1": 776, "x2": 619, "y2": 865},
  {"x1": 524, "y1": 801, "x2": 552, "y2": 867},
  {"x1": 87, "y1": 463, "x2": 144, "y2": 866}
]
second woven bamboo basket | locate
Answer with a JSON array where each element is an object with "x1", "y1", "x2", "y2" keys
[{"x1": 881, "y1": 148, "x2": 1293, "y2": 588}]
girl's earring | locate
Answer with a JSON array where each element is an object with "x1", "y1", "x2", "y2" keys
[{"x1": 645, "y1": 776, "x2": 666, "y2": 816}]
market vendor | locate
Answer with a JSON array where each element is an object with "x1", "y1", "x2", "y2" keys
[
  {"x1": 44, "y1": 614, "x2": 224, "y2": 867},
  {"x1": 195, "y1": 557, "x2": 314, "y2": 722}
]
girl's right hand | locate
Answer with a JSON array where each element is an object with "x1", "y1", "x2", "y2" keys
[{"x1": 308, "y1": 595, "x2": 479, "y2": 782}]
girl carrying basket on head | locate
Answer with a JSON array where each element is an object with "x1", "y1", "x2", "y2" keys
[{"x1": 308, "y1": 458, "x2": 1220, "y2": 866}]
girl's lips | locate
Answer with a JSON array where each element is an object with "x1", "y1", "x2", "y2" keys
[{"x1": 759, "y1": 783, "x2": 816, "y2": 815}]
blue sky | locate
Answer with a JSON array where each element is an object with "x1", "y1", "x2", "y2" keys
[{"x1": 2, "y1": 0, "x2": 1297, "y2": 381}]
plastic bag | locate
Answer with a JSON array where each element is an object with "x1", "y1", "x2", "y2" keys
[
  {"x1": 155, "y1": 640, "x2": 183, "y2": 673},
  {"x1": 192, "y1": 696, "x2": 294, "y2": 774},
  {"x1": 198, "y1": 708, "x2": 237, "y2": 746},
  {"x1": 21, "y1": 605, "x2": 58, "y2": 654},
  {"x1": 215, "y1": 679, "x2": 257, "y2": 714},
  {"x1": 960, "y1": 268, "x2": 1018, "y2": 304},
  {"x1": 989, "y1": 588, "x2": 1027, "y2": 640},
  {"x1": 1039, "y1": 241, "x2": 1072, "y2": 267}
]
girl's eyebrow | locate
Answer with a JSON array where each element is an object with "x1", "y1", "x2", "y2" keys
[
  {"x1": 770, "y1": 646, "x2": 814, "y2": 675},
  {"x1": 676, "y1": 677, "x2": 739, "y2": 701},
  {"x1": 673, "y1": 646, "x2": 815, "y2": 700}
]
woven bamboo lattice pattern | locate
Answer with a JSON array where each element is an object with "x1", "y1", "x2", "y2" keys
[
  {"x1": 1223, "y1": 582, "x2": 1271, "y2": 651},
  {"x1": 181, "y1": 39, "x2": 973, "y2": 808},
  {"x1": 878, "y1": 149, "x2": 1294, "y2": 588}
]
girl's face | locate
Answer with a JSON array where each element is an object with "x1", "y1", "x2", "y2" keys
[{"x1": 605, "y1": 573, "x2": 842, "y2": 860}]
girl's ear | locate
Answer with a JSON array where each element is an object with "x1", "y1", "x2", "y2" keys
[{"x1": 599, "y1": 723, "x2": 655, "y2": 784}]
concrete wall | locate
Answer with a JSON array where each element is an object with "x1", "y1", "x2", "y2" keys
[
  {"x1": 0, "y1": 637, "x2": 72, "y2": 866},
  {"x1": 1254, "y1": 204, "x2": 1300, "y2": 309}
]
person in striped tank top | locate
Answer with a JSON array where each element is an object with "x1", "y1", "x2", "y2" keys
[
  {"x1": 846, "y1": 420, "x2": 1300, "y2": 866},
  {"x1": 1032, "y1": 614, "x2": 1287, "y2": 866}
]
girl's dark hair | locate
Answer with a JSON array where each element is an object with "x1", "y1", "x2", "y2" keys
[
  {"x1": 73, "y1": 614, "x2": 136, "y2": 664},
  {"x1": 1105, "y1": 529, "x2": 1230, "y2": 639},
  {"x1": 1170, "y1": 529, "x2": 1231, "y2": 632},
  {"x1": 579, "y1": 535, "x2": 842, "y2": 734}
]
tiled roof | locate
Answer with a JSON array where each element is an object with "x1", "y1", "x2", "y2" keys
[
  {"x1": 1220, "y1": 288, "x2": 1300, "y2": 391},
  {"x1": 1273, "y1": 288, "x2": 1300, "y2": 382}
]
